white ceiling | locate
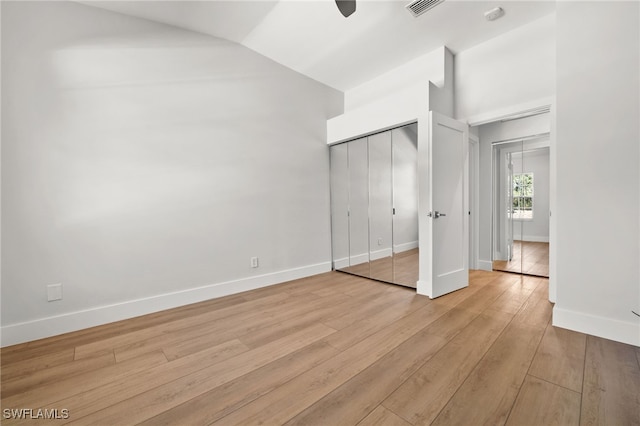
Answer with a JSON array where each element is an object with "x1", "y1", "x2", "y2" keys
[{"x1": 82, "y1": 0, "x2": 556, "y2": 91}]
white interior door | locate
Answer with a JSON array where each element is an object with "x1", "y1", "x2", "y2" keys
[{"x1": 427, "y1": 111, "x2": 469, "y2": 298}]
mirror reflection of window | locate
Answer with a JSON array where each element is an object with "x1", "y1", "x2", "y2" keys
[{"x1": 513, "y1": 172, "x2": 533, "y2": 219}]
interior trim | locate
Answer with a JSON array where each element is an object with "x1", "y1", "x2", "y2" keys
[{"x1": 1, "y1": 262, "x2": 332, "y2": 347}]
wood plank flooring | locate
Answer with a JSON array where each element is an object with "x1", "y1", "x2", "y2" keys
[
  {"x1": 2, "y1": 270, "x2": 638, "y2": 425},
  {"x1": 493, "y1": 241, "x2": 549, "y2": 277},
  {"x1": 340, "y1": 248, "x2": 419, "y2": 288}
]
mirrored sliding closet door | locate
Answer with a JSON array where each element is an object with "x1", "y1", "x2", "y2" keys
[
  {"x1": 492, "y1": 136, "x2": 550, "y2": 277},
  {"x1": 330, "y1": 123, "x2": 418, "y2": 288}
]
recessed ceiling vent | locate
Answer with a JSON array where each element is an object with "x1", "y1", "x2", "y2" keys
[{"x1": 405, "y1": 0, "x2": 445, "y2": 17}]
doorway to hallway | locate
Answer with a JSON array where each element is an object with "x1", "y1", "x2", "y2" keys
[{"x1": 469, "y1": 108, "x2": 552, "y2": 280}]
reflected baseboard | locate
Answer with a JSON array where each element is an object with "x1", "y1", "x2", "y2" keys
[{"x1": 393, "y1": 240, "x2": 419, "y2": 253}]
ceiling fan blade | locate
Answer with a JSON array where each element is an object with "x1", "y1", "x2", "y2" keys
[{"x1": 335, "y1": 0, "x2": 356, "y2": 17}]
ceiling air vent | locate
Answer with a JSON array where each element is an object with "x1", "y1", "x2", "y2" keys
[{"x1": 405, "y1": 0, "x2": 445, "y2": 17}]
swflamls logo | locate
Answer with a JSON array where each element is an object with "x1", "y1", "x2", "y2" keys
[{"x1": 3, "y1": 408, "x2": 70, "y2": 420}]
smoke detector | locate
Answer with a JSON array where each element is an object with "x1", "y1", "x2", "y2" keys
[
  {"x1": 405, "y1": 0, "x2": 445, "y2": 18},
  {"x1": 484, "y1": 7, "x2": 505, "y2": 21}
]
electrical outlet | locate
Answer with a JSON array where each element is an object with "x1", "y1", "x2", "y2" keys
[
  {"x1": 251, "y1": 257, "x2": 259, "y2": 268},
  {"x1": 47, "y1": 283, "x2": 63, "y2": 302},
  {"x1": 378, "y1": 238, "x2": 383, "y2": 246}
]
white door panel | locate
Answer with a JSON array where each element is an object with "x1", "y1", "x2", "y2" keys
[{"x1": 426, "y1": 111, "x2": 469, "y2": 298}]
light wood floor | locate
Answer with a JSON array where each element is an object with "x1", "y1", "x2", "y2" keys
[
  {"x1": 2, "y1": 270, "x2": 639, "y2": 425},
  {"x1": 493, "y1": 241, "x2": 550, "y2": 277},
  {"x1": 340, "y1": 248, "x2": 419, "y2": 288}
]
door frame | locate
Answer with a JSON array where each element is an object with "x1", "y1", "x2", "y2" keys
[
  {"x1": 466, "y1": 98, "x2": 556, "y2": 303},
  {"x1": 469, "y1": 134, "x2": 479, "y2": 270}
]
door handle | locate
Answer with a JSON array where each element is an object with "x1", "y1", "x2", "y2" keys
[{"x1": 428, "y1": 211, "x2": 446, "y2": 218}]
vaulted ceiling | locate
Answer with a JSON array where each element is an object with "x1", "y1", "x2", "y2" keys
[{"x1": 82, "y1": 0, "x2": 556, "y2": 91}]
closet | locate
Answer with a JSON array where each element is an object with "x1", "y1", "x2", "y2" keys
[
  {"x1": 491, "y1": 135, "x2": 550, "y2": 277},
  {"x1": 330, "y1": 123, "x2": 418, "y2": 288}
]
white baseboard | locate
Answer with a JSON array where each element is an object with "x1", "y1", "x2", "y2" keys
[
  {"x1": 416, "y1": 279, "x2": 433, "y2": 298},
  {"x1": 334, "y1": 242, "x2": 418, "y2": 269},
  {"x1": 349, "y1": 253, "x2": 370, "y2": 266},
  {"x1": 333, "y1": 257, "x2": 350, "y2": 269},
  {"x1": 1, "y1": 262, "x2": 332, "y2": 347},
  {"x1": 370, "y1": 247, "x2": 393, "y2": 261},
  {"x1": 553, "y1": 306, "x2": 640, "y2": 347},
  {"x1": 477, "y1": 260, "x2": 493, "y2": 271},
  {"x1": 393, "y1": 240, "x2": 419, "y2": 253}
]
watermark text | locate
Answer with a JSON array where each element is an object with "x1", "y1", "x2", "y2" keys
[{"x1": 3, "y1": 408, "x2": 69, "y2": 420}]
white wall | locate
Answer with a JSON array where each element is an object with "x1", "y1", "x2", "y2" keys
[
  {"x1": 345, "y1": 47, "x2": 448, "y2": 112},
  {"x1": 455, "y1": 13, "x2": 555, "y2": 122},
  {"x1": 1, "y1": 1, "x2": 343, "y2": 346},
  {"x1": 554, "y1": 1, "x2": 640, "y2": 346}
]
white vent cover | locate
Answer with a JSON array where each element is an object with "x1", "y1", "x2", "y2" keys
[{"x1": 405, "y1": 0, "x2": 445, "y2": 17}]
